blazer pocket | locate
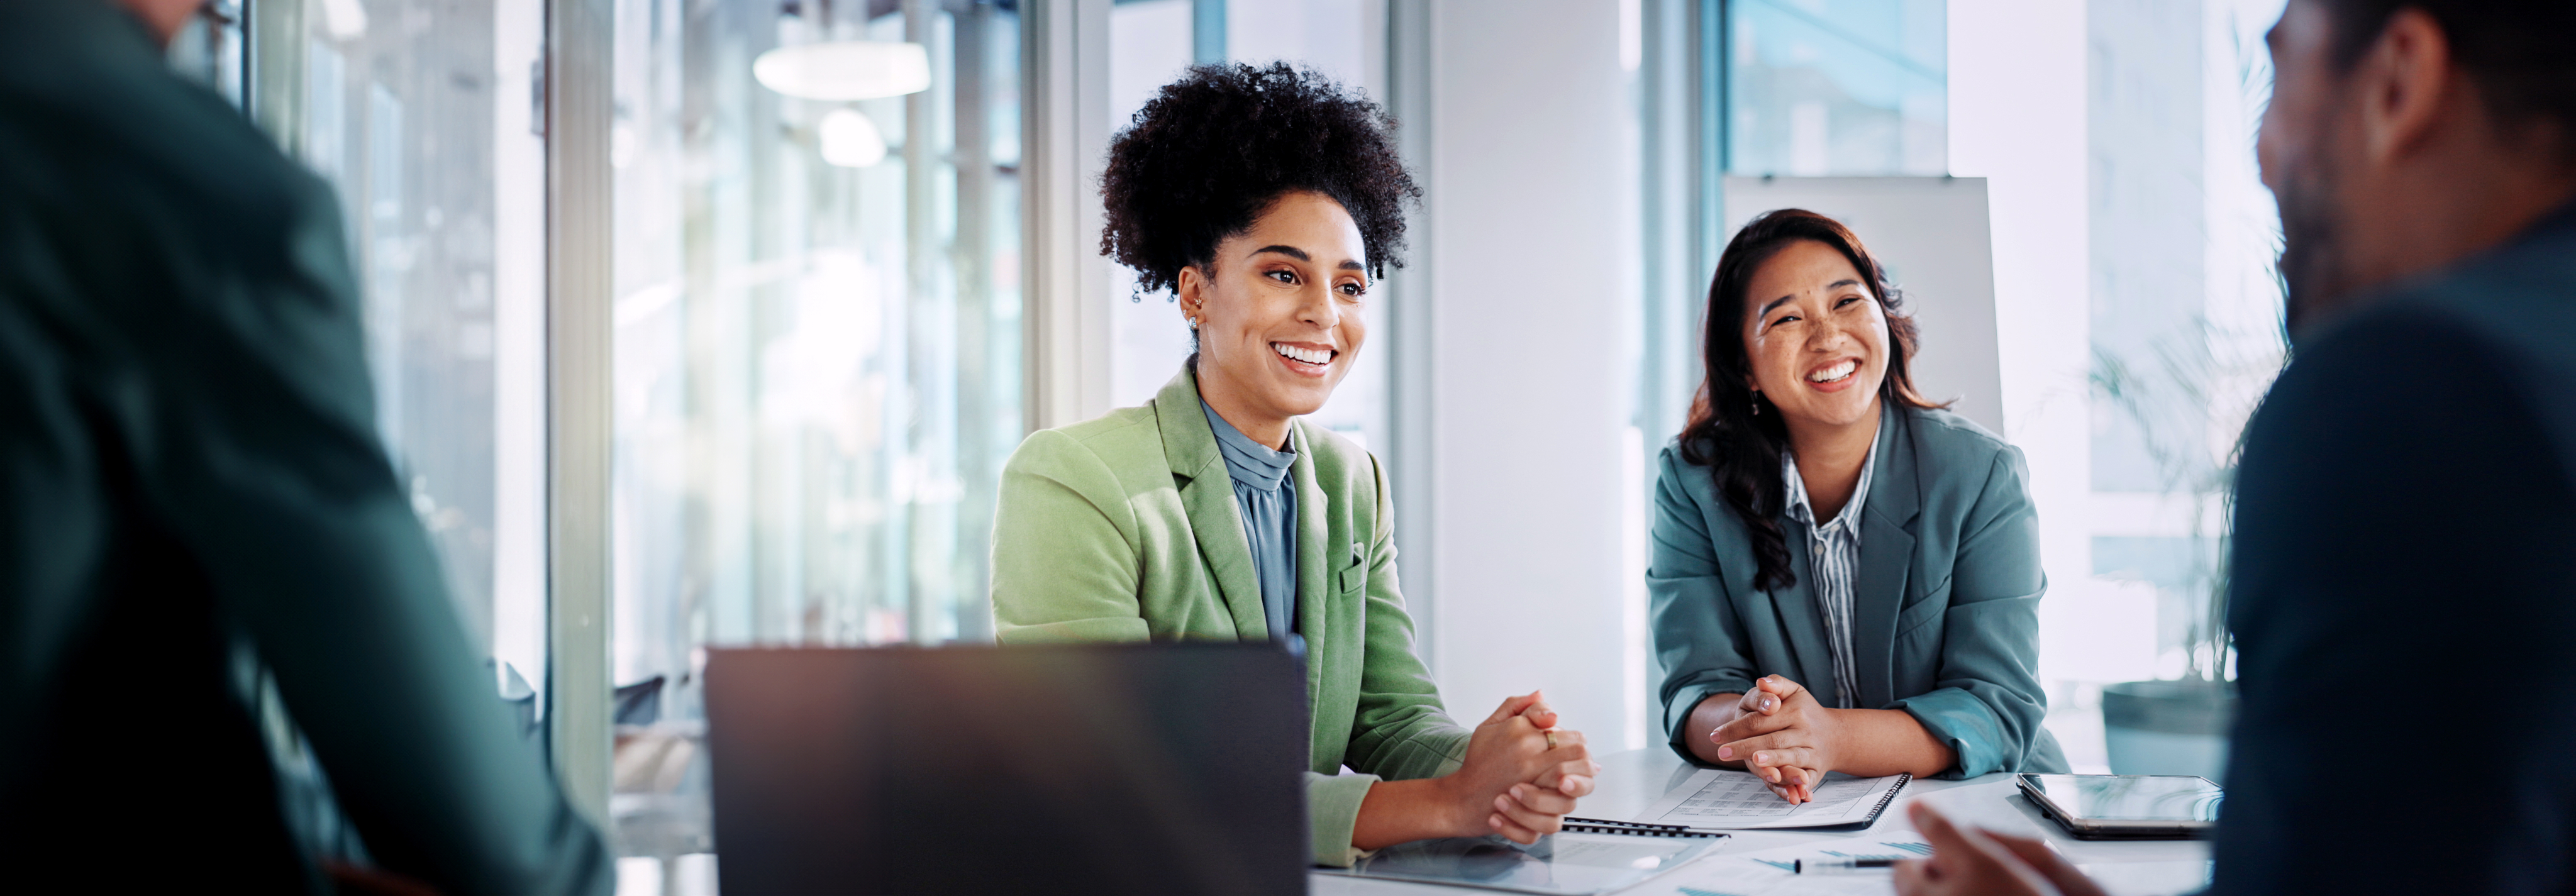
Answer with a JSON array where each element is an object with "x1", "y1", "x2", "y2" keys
[
  {"x1": 1337, "y1": 564, "x2": 1367, "y2": 594},
  {"x1": 1901, "y1": 573, "x2": 1953, "y2": 610},
  {"x1": 1896, "y1": 591, "x2": 1948, "y2": 639}
]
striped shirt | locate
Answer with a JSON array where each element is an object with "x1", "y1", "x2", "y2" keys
[{"x1": 1780, "y1": 440, "x2": 1877, "y2": 710}]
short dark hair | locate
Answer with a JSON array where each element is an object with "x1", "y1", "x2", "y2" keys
[
  {"x1": 2317, "y1": 0, "x2": 2576, "y2": 160},
  {"x1": 1677, "y1": 209, "x2": 1943, "y2": 592},
  {"x1": 1098, "y1": 62, "x2": 1419, "y2": 296}
]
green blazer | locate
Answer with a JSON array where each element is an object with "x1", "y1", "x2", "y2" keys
[
  {"x1": 1648, "y1": 404, "x2": 2067, "y2": 778},
  {"x1": 991, "y1": 368, "x2": 1467, "y2": 867}
]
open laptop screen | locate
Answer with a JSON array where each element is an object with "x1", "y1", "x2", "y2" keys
[{"x1": 706, "y1": 643, "x2": 1307, "y2": 895}]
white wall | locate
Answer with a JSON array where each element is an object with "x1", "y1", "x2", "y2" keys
[
  {"x1": 1947, "y1": 0, "x2": 2096, "y2": 751},
  {"x1": 1417, "y1": 0, "x2": 1635, "y2": 746}
]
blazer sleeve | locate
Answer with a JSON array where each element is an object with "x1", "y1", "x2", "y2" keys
[
  {"x1": 1648, "y1": 445, "x2": 1761, "y2": 761},
  {"x1": 1316, "y1": 452, "x2": 1469, "y2": 866},
  {"x1": 1884, "y1": 446, "x2": 2053, "y2": 778},
  {"x1": 989, "y1": 429, "x2": 1152, "y2": 643},
  {"x1": 133, "y1": 172, "x2": 610, "y2": 895}
]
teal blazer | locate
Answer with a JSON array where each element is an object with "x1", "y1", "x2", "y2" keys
[{"x1": 1648, "y1": 405, "x2": 2066, "y2": 778}]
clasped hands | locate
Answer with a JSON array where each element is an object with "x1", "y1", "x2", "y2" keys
[
  {"x1": 1707, "y1": 674, "x2": 1840, "y2": 804},
  {"x1": 1446, "y1": 690, "x2": 1599, "y2": 843}
]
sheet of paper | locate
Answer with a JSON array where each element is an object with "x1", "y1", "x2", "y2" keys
[
  {"x1": 1658, "y1": 839, "x2": 2211, "y2": 896},
  {"x1": 1633, "y1": 769, "x2": 1906, "y2": 830},
  {"x1": 1658, "y1": 832, "x2": 1931, "y2": 896}
]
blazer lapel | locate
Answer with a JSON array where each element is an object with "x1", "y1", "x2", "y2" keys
[
  {"x1": 1852, "y1": 406, "x2": 1919, "y2": 710},
  {"x1": 1289, "y1": 423, "x2": 1331, "y2": 705},
  {"x1": 1765, "y1": 525, "x2": 1837, "y2": 692},
  {"x1": 1155, "y1": 368, "x2": 1270, "y2": 639}
]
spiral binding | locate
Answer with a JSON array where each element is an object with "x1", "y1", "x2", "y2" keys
[
  {"x1": 1858, "y1": 773, "x2": 1913, "y2": 827},
  {"x1": 1558, "y1": 817, "x2": 1730, "y2": 839}
]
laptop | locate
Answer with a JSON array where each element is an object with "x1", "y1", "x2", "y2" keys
[{"x1": 705, "y1": 643, "x2": 1308, "y2": 895}]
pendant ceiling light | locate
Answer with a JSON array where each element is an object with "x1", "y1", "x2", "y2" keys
[
  {"x1": 818, "y1": 109, "x2": 888, "y2": 168},
  {"x1": 753, "y1": 41, "x2": 931, "y2": 101}
]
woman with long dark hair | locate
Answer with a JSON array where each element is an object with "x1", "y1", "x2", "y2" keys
[
  {"x1": 989, "y1": 62, "x2": 1596, "y2": 866},
  {"x1": 1650, "y1": 209, "x2": 2064, "y2": 803}
]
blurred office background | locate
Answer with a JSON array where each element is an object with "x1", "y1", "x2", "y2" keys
[{"x1": 169, "y1": 0, "x2": 2287, "y2": 890}]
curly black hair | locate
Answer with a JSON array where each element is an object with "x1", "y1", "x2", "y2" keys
[{"x1": 1099, "y1": 62, "x2": 1420, "y2": 296}]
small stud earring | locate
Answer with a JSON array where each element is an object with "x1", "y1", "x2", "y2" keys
[{"x1": 1187, "y1": 316, "x2": 1199, "y2": 330}]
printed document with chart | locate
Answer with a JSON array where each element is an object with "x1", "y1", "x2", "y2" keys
[{"x1": 1631, "y1": 770, "x2": 1910, "y2": 831}]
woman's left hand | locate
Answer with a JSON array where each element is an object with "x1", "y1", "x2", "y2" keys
[{"x1": 1709, "y1": 675, "x2": 1840, "y2": 804}]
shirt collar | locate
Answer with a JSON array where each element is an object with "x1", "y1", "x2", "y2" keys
[
  {"x1": 1201, "y1": 399, "x2": 1296, "y2": 494},
  {"x1": 1781, "y1": 426, "x2": 1879, "y2": 536}
]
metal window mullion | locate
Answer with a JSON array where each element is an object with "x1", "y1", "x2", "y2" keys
[
  {"x1": 1384, "y1": 0, "x2": 1436, "y2": 669},
  {"x1": 544, "y1": 0, "x2": 615, "y2": 827},
  {"x1": 1021, "y1": 0, "x2": 1112, "y2": 433},
  {"x1": 1192, "y1": 0, "x2": 1226, "y2": 65}
]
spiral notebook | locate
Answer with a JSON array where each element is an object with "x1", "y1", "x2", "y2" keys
[{"x1": 1622, "y1": 769, "x2": 1909, "y2": 831}]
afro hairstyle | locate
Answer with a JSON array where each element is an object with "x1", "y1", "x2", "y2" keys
[{"x1": 1098, "y1": 62, "x2": 1420, "y2": 297}]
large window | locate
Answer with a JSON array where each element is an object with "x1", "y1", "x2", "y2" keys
[
  {"x1": 605, "y1": 0, "x2": 1023, "y2": 878},
  {"x1": 1726, "y1": 0, "x2": 1945, "y2": 177},
  {"x1": 2075, "y1": 0, "x2": 2285, "y2": 724},
  {"x1": 240, "y1": 0, "x2": 554, "y2": 716}
]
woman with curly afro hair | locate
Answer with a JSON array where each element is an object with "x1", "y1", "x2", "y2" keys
[{"x1": 989, "y1": 62, "x2": 1597, "y2": 866}]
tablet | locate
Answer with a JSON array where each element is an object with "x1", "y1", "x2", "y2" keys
[{"x1": 2015, "y1": 773, "x2": 2223, "y2": 840}]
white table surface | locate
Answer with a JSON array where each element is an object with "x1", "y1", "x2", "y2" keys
[{"x1": 1311, "y1": 748, "x2": 2213, "y2": 896}]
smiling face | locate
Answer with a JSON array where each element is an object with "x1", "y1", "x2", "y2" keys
[
  {"x1": 1179, "y1": 191, "x2": 1370, "y2": 444},
  {"x1": 1740, "y1": 239, "x2": 1890, "y2": 433}
]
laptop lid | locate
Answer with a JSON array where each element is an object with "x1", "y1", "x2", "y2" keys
[{"x1": 706, "y1": 643, "x2": 1307, "y2": 895}]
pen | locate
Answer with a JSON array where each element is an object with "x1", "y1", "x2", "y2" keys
[{"x1": 1795, "y1": 857, "x2": 1897, "y2": 873}]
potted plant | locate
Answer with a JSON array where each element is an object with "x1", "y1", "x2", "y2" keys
[{"x1": 2089, "y1": 311, "x2": 2277, "y2": 783}]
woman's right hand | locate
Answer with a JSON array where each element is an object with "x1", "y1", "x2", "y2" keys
[
  {"x1": 1714, "y1": 677, "x2": 1829, "y2": 804},
  {"x1": 1444, "y1": 692, "x2": 1597, "y2": 843},
  {"x1": 1689, "y1": 683, "x2": 1824, "y2": 803}
]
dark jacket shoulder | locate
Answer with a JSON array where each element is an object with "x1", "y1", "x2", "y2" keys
[
  {"x1": 0, "y1": 0, "x2": 325, "y2": 270},
  {"x1": 2301, "y1": 207, "x2": 2576, "y2": 471}
]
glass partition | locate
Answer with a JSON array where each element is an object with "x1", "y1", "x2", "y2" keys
[
  {"x1": 243, "y1": 0, "x2": 554, "y2": 718},
  {"x1": 230, "y1": 0, "x2": 553, "y2": 865},
  {"x1": 605, "y1": 0, "x2": 1023, "y2": 878}
]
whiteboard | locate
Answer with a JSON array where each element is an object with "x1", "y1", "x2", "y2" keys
[{"x1": 1721, "y1": 177, "x2": 2004, "y2": 434}]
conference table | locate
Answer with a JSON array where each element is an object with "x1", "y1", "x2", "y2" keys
[{"x1": 1310, "y1": 748, "x2": 2215, "y2": 896}]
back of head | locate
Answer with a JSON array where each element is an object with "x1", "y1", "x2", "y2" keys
[{"x1": 2317, "y1": 0, "x2": 2576, "y2": 162}]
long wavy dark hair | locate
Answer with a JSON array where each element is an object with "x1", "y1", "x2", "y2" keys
[{"x1": 1677, "y1": 209, "x2": 1943, "y2": 592}]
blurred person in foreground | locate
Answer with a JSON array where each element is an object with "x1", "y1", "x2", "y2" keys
[
  {"x1": 1898, "y1": 1, "x2": 2576, "y2": 895},
  {"x1": 0, "y1": 1, "x2": 610, "y2": 893}
]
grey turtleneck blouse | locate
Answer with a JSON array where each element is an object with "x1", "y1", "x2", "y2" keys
[{"x1": 1201, "y1": 400, "x2": 1302, "y2": 653}]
